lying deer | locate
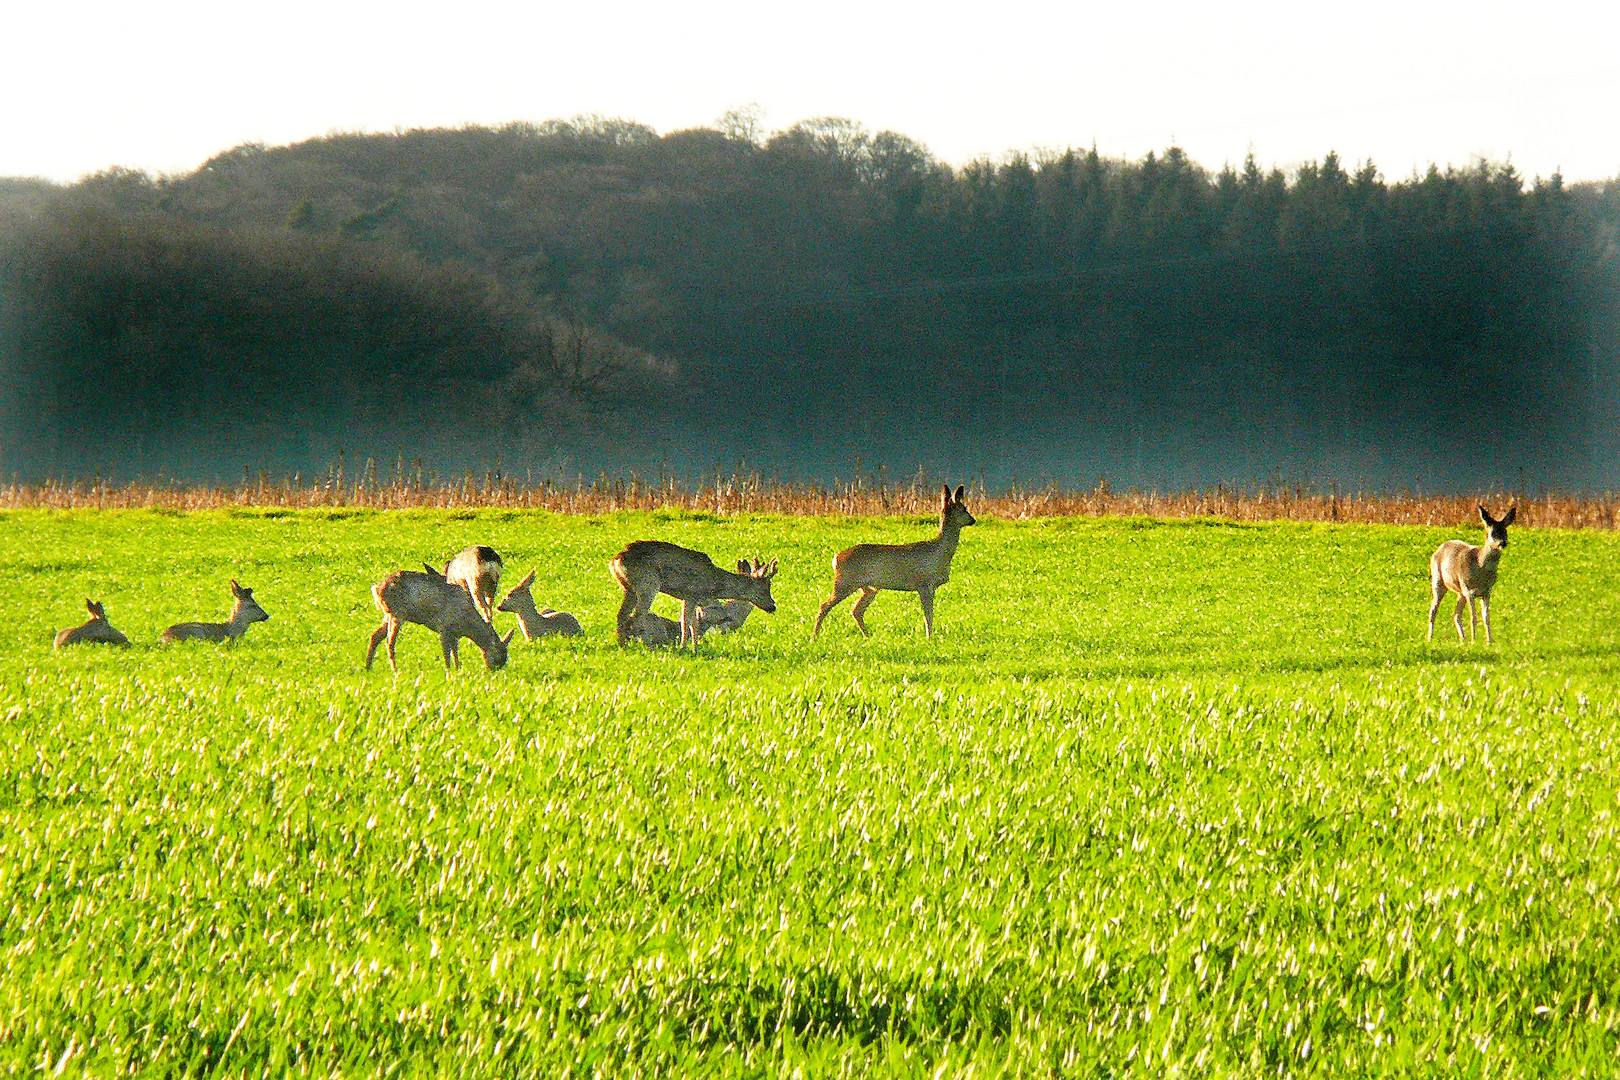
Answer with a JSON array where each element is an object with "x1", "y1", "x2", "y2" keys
[
  {"x1": 367, "y1": 569, "x2": 515, "y2": 671},
  {"x1": 610, "y1": 542, "x2": 777, "y2": 648},
  {"x1": 161, "y1": 581, "x2": 270, "y2": 643},
  {"x1": 54, "y1": 599, "x2": 131, "y2": 648},
  {"x1": 1429, "y1": 505, "x2": 1516, "y2": 645},
  {"x1": 813, "y1": 484, "x2": 976, "y2": 639},
  {"x1": 496, "y1": 571, "x2": 583, "y2": 639},
  {"x1": 429, "y1": 545, "x2": 503, "y2": 625},
  {"x1": 623, "y1": 611, "x2": 683, "y2": 648},
  {"x1": 621, "y1": 601, "x2": 754, "y2": 648}
]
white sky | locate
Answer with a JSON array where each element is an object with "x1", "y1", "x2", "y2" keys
[{"x1": 4, "y1": 0, "x2": 1618, "y2": 185}]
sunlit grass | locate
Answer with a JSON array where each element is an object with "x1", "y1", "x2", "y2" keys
[{"x1": 2, "y1": 508, "x2": 1618, "y2": 1075}]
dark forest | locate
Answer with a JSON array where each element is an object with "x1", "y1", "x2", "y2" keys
[{"x1": 2, "y1": 117, "x2": 1616, "y2": 488}]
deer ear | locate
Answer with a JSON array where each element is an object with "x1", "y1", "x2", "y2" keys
[
  {"x1": 768, "y1": 560, "x2": 778, "y2": 577},
  {"x1": 954, "y1": 485, "x2": 966, "y2": 503},
  {"x1": 230, "y1": 579, "x2": 243, "y2": 595},
  {"x1": 1502, "y1": 506, "x2": 1517, "y2": 526},
  {"x1": 502, "y1": 629, "x2": 516, "y2": 645},
  {"x1": 518, "y1": 570, "x2": 536, "y2": 590},
  {"x1": 1477, "y1": 506, "x2": 1493, "y2": 526}
]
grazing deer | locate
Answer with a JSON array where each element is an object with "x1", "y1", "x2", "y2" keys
[
  {"x1": 813, "y1": 484, "x2": 976, "y2": 640},
  {"x1": 609, "y1": 542, "x2": 777, "y2": 648},
  {"x1": 54, "y1": 599, "x2": 131, "y2": 648},
  {"x1": 496, "y1": 571, "x2": 583, "y2": 639},
  {"x1": 440, "y1": 545, "x2": 503, "y2": 625},
  {"x1": 366, "y1": 569, "x2": 515, "y2": 671},
  {"x1": 160, "y1": 581, "x2": 270, "y2": 643},
  {"x1": 1429, "y1": 505, "x2": 1516, "y2": 645}
]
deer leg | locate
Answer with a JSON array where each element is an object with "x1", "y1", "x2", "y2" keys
[
  {"x1": 920, "y1": 586, "x2": 946, "y2": 637},
  {"x1": 1452, "y1": 595, "x2": 1468, "y2": 644},
  {"x1": 386, "y1": 619, "x2": 403, "y2": 671},
  {"x1": 617, "y1": 580, "x2": 657, "y2": 647},
  {"x1": 440, "y1": 632, "x2": 459, "y2": 669},
  {"x1": 680, "y1": 599, "x2": 701, "y2": 649},
  {"x1": 1480, "y1": 595, "x2": 1493, "y2": 645},
  {"x1": 366, "y1": 622, "x2": 389, "y2": 670},
  {"x1": 813, "y1": 580, "x2": 860, "y2": 640},
  {"x1": 850, "y1": 587, "x2": 879, "y2": 636},
  {"x1": 1427, "y1": 580, "x2": 1444, "y2": 641}
]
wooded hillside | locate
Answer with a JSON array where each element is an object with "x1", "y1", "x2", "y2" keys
[{"x1": 3, "y1": 117, "x2": 1616, "y2": 487}]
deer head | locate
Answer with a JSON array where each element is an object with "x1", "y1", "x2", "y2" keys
[
  {"x1": 735, "y1": 557, "x2": 778, "y2": 613},
  {"x1": 230, "y1": 580, "x2": 271, "y2": 624},
  {"x1": 1479, "y1": 505, "x2": 1516, "y2": 551},
  {"x1": 942, "y1": 484, "x2": 976, "y2": 529}
]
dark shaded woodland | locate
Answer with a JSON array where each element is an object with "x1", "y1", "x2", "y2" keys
[{"x1": 2, "y1": 117, "x2": 1616, "y2": 487}]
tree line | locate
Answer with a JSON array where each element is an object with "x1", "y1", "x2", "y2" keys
[{"x1": 2, "y1": 117, "x2": 1616, "y2": 486}]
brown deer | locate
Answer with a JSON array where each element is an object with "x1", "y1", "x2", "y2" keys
[
  {"x1": 610, "y1": 542, "x2": 777, "y2": 648},
  {"x1": 161, "y1": 581, "x2": 270, "y2": 643},
  {"x1": 621, "y1": 602, "x2": 753, "y2": 648},
  {"x1": 813, "y1": 484, "x2": 976, "y2": 640},
  {"x1": 623, "y1": 611, "x2": 683, "y2": 648},
  {"x1": 366, "y1": 569, "x2": 515, "y2": 671},
  {"x1": 436, "y1": 545, "x2": 504, "y2": 625},
  {"x1": 54, "y1": 599, "x2": 131, "y2": 648},
  {"x1": 1429, "y1": 505, "x2": 1516, "y2": 645},
  {"x1": 495, "y1": 571, "x2": 583, "y2": 639}
]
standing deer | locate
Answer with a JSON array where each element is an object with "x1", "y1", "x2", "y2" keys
[
  {"x1": 161, "y1": 581, "x2": 270, "y2": 643},
  {"x1": 54, "y1": 599, "x2": 131, "y2": 648},
  {"x1": 496, "y1": 571, "x2": 583, "y2": 639},
  {"x1": 435, "y1": 545, "x2": 503, "y2": 625},
  {"x1": 366, "y1": 569, "x2": 515, "y2": 671},
  {"x1": 813, "y1": 484, "x2": 976, "y2": 640},
  {"x1": 610, "y1": 542, "x2": 777, "y2": 648},
  {"x1": 1429, "y1": 505, "x2": 1516, "y2": 645}
]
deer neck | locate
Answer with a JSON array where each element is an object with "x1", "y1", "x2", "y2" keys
[
  {"x1": 512, "y1": 601, "x2": 542, "y2": 639},
  {"x1": 223, "y1": 606, "x2": 251, "y2": 638},
  {"x1": 1476, "y1": 543, "x2": 1503, "y2": 573},
  {"x1": 935, "y1": 517, "x2": 964, "y2": 564}
]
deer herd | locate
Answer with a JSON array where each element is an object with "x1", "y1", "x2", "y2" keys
[{"x1": 50, "y1": 486, "x2": 1521, "y2": 664}]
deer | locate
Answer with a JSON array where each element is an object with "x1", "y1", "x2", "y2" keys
[
  {"x1": 813, "y1": 483, "x2": 976, "y2": 640},
  {"x1": 609, "y1": 542, "x2": 777, "y2": 648},
  {"x1": 620, "y1": 601, "x2": 754, "y2": 648},
  {"x1": 160, "y1": 581, "x2": 270, "y2": 644},
  {"x1": 495, "y1": 571, "x2": 583, "y2": 639},
  {"x1": 623, "y1": 611, "x2": 684, "y2": 648},
  {"x1": 366, "y1": 569, "x2": 515, "y2": 671},
  {"x1": 429, "y1": 545, "x2": 503, "y2": 625},
  {"x1": 1429, "y1": 505, "x2": 1516, "y2": 645},
  {"x1": 54, "y1": 599, "x2": 131, "y2": 648}
]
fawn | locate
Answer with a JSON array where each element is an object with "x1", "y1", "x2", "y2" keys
[
  {"x1": 621, "y1": 601, "x2": 755, "y2": 648},
  {"x1": 496, "y1": 571, "x2": 583, "y2": 639},
  {"x1": 610, "y1": 542, "x2": 777, "y2": 648},
  {"x1": 367, "y1": 569, "x2": 515, "y2": 671},
  {"x1": 1429, "y1": 505, "x2": 1516, "y2": 645},
  {"x1": 55, "y1": 599, "x2": 131, "y2": 648},
  {"x1": 813, "y1": 484, "x2": 976, "y2": 639},
  {"x1": 161, "y1": 581, "x2": 270, "y2": 643}
]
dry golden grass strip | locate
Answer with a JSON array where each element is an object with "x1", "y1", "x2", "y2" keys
[{"x1": 4, "y1": 471, "x2": 1617, "y2": 529}]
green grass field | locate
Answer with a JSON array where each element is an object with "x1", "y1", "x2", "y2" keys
[{"x1": 3, "y1": 507, "x2": 1619, "y2": 1076}]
